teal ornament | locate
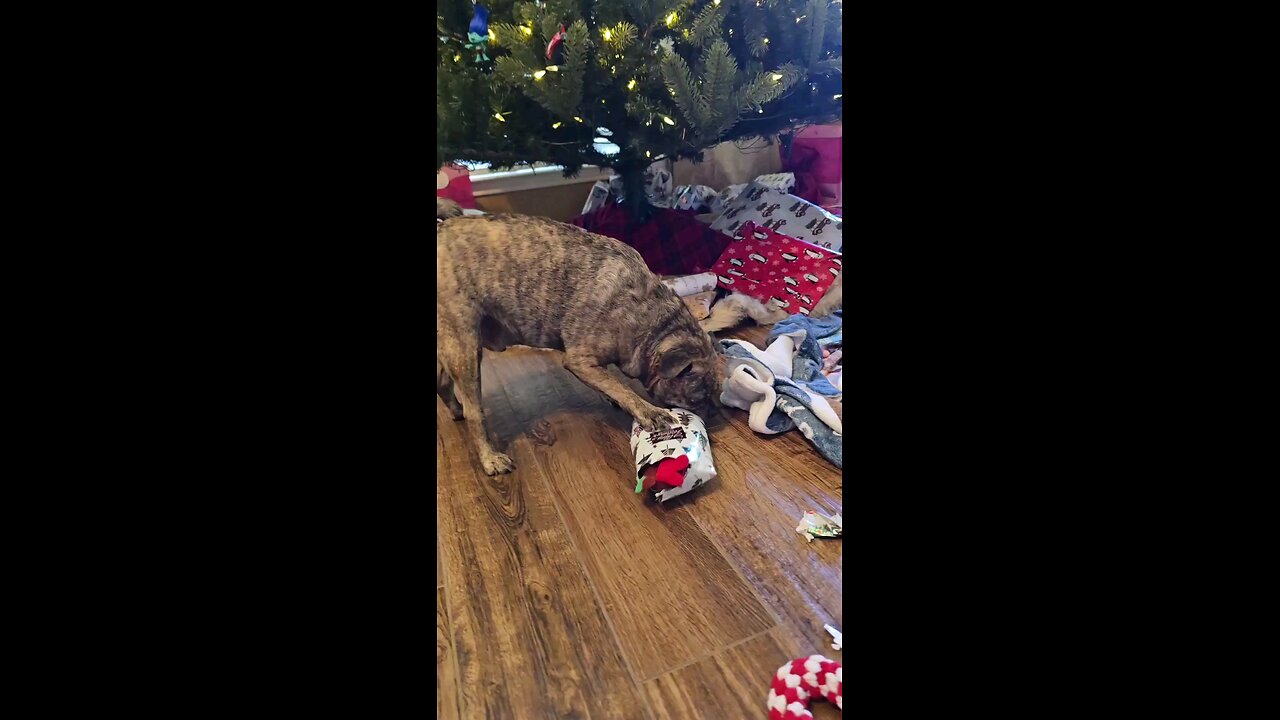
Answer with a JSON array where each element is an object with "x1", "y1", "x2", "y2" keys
[
  {"x1": 465, "y1": 32, "x2": 489, "y2": 62},
  {"x1": 465, "y1": 4, "x2": 490, "y2": 62}
]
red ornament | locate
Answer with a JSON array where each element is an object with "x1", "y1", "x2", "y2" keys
[{"x1": 546, "y1": 24, "x2": 568, "y2": 64}]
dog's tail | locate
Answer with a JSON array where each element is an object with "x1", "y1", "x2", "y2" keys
[
  {"x1": 699, "y1": 292, "x2": 789, "y2": 333},
  {"x1": 437, "y1": 197, "x2": 463, "y2": 220},
  {"x1": 809, "y1": 273, "x2": 841, "y2": 318}
]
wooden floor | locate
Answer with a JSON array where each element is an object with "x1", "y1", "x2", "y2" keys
[{"x1": 437, "y1": 326, "x2": 842, "y2": 720}]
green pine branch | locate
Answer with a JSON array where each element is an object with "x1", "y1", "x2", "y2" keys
[
  {"x1": 660, "y1": 51, "x2": 709, "y2": 135},
  {"x1": 688, "y1": 3, "x2": 727, "y2": 46}
]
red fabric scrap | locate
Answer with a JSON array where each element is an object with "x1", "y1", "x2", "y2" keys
[{"x1": 653, "y1": 454, "x2": 690, "y2": 490}]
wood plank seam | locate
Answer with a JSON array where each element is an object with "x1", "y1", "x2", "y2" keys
[
  {"x1": 683, "y1": 506, "x2": 788, "y2": 631},
  {"x1": 485, "y1": 362, "x2": 657, "y2": 720},
  {"x1": 518, "y1": 422, "x2": 660, "y2": 720},
  {"x1": 639, "y1": 624, "x2": 777, "y2": 684},
  {"x1": 438, "y1": 508, "x2": 465, "y2": 719}
]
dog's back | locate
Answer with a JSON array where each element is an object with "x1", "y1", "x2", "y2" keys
[{"x1": 437, "y1": 210, "x2": 695, "y2": 353}]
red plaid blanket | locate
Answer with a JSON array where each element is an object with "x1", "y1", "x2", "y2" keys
[{"x1": 568, "y1": 204, "x2": 730, "y2": 276}]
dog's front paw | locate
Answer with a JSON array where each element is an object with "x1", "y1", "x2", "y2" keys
[
  {"x1": 635, "y1": 406, "x2": 673, "y2": 432},
  {"x1": 481, "y1": 451, "x2": 516, "y2": 475}
]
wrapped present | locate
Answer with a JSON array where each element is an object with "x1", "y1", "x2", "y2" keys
[
  {"x1": 709, "y1": 183, "x2": 748, "y2": 216},
  {"x1": 436, "y1": 163, "x2": 477, "y2": 210},
  {"x1": 643, "y1": 160, "x2": 674, "y2": 208},
  {"x1": 751, "y1": 172, "x2": 796, "y2": 193},
  {"x1": 708, "y1": 221, "x2": 841, "y2": 316},
  {"x1": 630, "y1": 408, "x2": 716, "y2": 503},
  {"x1": 671, "y1": 184, "x2": 718, "y2": 212},
  {"x1": 582, "y1": 160, "x2": 677, "y2": 214},
  {"x1": 582, "y1": 180, "x2": 611, "y2": 215},
  {"x1": 709, "y1": 181, "x2": 843, "y2": 252}
]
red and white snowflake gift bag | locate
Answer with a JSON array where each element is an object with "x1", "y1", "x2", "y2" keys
[{"x1": 709, "y1": 221, "x2": 842, "y2": 316}]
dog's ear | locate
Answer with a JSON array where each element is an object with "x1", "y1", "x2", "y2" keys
[{"x1": 657, "y1": 346, "x2": 695, "y2": 379}]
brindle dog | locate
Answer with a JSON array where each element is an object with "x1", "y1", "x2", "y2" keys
[{"x1": 436, "y1": 198, "x2": 720, "y2": 475}]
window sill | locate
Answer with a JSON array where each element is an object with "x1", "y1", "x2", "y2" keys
[{"x1": 469, "y1": 164, "x2": 614, "y2": 198}]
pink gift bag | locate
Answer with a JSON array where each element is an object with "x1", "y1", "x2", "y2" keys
[
  {"x1": 787, "y1": 123, "x2": 841, "y2": 214},
  {"x1": 436, "y1": 162, "x2": 477, "y2": 210}
]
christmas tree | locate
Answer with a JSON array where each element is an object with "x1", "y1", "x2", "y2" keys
[{"x1": 437, "y1": 0, "x2": 842, "y2": 214}]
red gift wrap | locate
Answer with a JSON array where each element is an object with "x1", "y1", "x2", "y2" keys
[{"x1": 709, "y1": 221, "x2": 841, "y2": 316}]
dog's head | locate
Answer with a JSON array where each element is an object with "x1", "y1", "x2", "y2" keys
[{"x1": 647, "y1": 335, "x2": 721, "y2": 420}]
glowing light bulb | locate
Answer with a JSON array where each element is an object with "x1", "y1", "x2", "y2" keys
[
  {"x1": 771, "y1": 73, "x2": 783, "y2": 81},
  {"x1": 627, "y1": 78, "x2": 637, "y2": 91},
  {"x1": 453, "y1": 53, "x2": 461, "y2": 62},
  {"x1": 494, "y1": 112, "x2": 506, "y2": 122},
  {"x1": 488, "y1": 29, "x2": 495, "y2": 41},
  {"x1": 520, "y1": 26, "x2": 533, "y2": 36},
  {"x1": 646, "y1": 150, "x2": 651, "y2": 157},
  {"x1": 666, "y1": 12, "x2": 678, "y2": 27},
  {"x1": 534, "y1": 70, "x2": 546, "y2": 79},
  {"x1": 763, "y1": 37, "x2": 770, "y2": 44},
  {"x1": 552, "y1": 121, "x2": 562, "y2": 128},
  {"x1": 546, "y1": 65, "x2": 559, "y2": 72},
  {"x1": 662, "y1": 116, "x2": 675, "y2": 125},
  {"x1": 573, "y1": 116, "x2": 584, "y2": 123},
  {"x1": 714, "y1": 0, "x2": 721, "y2": 4},
  {"x1": 603, "y1": 28, "x2": 612, "y2": 41},
  {"x1": 833, "y1": 94, "x2": 842, "y2": 100}
]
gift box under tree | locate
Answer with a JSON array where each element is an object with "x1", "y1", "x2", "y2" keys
[{"x1": 710, "y1": 182, "x2": 843, "y2": 252}]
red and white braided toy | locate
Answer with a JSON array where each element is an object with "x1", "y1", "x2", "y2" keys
[{"x1": 767, "y1": 655, "x2": 842, "y2": 719}]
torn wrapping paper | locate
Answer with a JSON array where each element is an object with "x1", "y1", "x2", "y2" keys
[
  {"x1": 630, "y1": 408, "x2": 716, "y2": 503},
  {"x1": 795, "y1": 510, "x2": 843, "y2": 542},
  {"x1": 824, "y1": 624, "x2": 843, "y2": 651},
  {"x1": 680, "y1": 290, "x2": 716, "y2": 320},
  {"x1": 710, "y1": 182, "x2": 843, "y2": 252},
  {"x1": 661, "y1": 272, "x2": 718, "y2": 297}
]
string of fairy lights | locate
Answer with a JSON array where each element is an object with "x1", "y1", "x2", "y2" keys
[{"x1": 463, "y1": 1, "x2": 841, "y2": 159}]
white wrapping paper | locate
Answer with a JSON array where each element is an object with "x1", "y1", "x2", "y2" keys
[
  {"x1": 630, "y1": 408, "x2": 716, "y2": 503},
  {"x1": 661, "y1": 272, "x2": 717, "y2": 297},
  {"x1": 710, "y1": 182, "x2": 843, "y2": 252}
]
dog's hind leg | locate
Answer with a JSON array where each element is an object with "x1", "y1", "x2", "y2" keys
[
  {"x1": 436, "y1": 356, "x2": 464, "y2": 420},
  {"x1": 437, "y1": 321, "x2": 515, "y2": 475}
]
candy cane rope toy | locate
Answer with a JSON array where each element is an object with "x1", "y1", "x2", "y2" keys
[{"x1": 767, "y1": 655, "x2": 842, "y2": 719}]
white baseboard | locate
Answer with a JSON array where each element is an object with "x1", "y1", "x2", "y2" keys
[{"x1": 469, "y1": 165, "x2": 614, "y2": 197}]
